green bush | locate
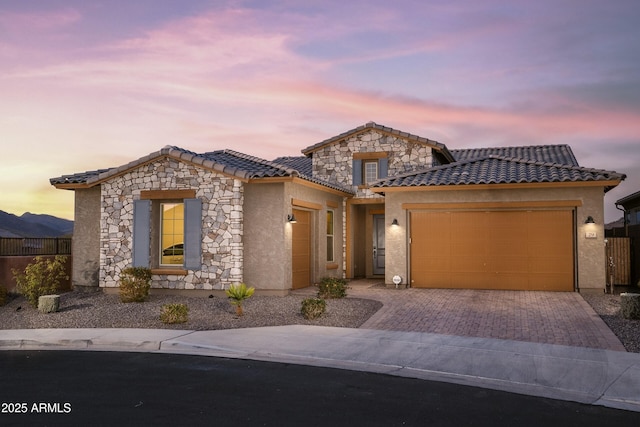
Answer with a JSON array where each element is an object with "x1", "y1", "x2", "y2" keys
[
  {"x1": 317, "y1": 277, "x2": 347, "y2": 299},
  {"x1": 12, "y1": 256, "x2": 69, "y2": 308},
  {"x1": 0, "y1": 284, "x2": 7, "y2": 306},
  {"x1": 119, "y1": 267, "x2": 152, "y2": 303},
  {"x1": 160, "y1": 303, "x2": 189, "y2": 324},
  {"x1": 301, "y1": 298, "x2": 326, "y2": 320},
  {"x1": 226, "y1": 283, "x2": 255, "y2": 316}
]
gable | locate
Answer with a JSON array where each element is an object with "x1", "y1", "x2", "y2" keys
[{"x1": 302, "y1": 121, "x2": 454, "y2": 162}]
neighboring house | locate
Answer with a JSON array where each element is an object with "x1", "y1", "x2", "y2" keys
[
  {"x1": 607, "y1": 190, "x2": 640, "y2": 287},
  {"x1": 615, "y1": 190, "x2": 640, "y2": 227},
  {"x1": 50, "y1": 122, "x2": 625, "y2": 294}
]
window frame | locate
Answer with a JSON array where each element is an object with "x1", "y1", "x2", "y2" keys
[
  {"x1": 134, "y1": 190, "x2": 201, "y2": 273},
  {"x1": 159, "y1": 202, "x2": 185, "y2": 267},
  {"x1": 363, "y1": 160, "x2": 379, "y2": 185},
  {"x1": 352, "y1": 153, "x2": 388, "y2": 187},
  {"x1": 326, "y1": 209, "x2": 335, "y2": 262}
]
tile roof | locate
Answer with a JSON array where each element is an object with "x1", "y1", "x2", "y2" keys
[
  {"x1": 372, "y1": 155, "x2": 625, "y2": 190},
  {"x1": 50, "y1": 146, "x2": 354, "y2": 194},
  {"x1": 272, "y1": 156, "x2": 313, "y2": 176},
  {"x1": 449, "y1": 145, "x2": 579, "y2": 166},
  {"x1": 49, "y1": 168, "x2": 114, "y2": 186},
  {"x1": 302, "y1": 121, "x2": 456, "y2": 163}
]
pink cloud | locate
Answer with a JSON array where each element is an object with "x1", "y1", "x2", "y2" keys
[{"x1": 0, "y1": 8, "x2": 81, "y2": 34}]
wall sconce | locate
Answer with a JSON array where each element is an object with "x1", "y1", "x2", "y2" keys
[
  {"x1": 287, "y1": 214, "x2": 297, "y2": 223},
  {"x1": 391, "y1": 218, "x2": 399, "y2": 226},
  {"x1": 585, "y1": 216, "x2": 595, "y2": 224}
]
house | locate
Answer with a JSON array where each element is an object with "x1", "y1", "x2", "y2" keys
[{"x1": 50, "y1": 122, "x2": 625, "y2": 294}]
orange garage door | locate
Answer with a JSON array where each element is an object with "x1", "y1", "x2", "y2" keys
[{"x1": 410, "y1": 210, "x2": 574, "y2": 291}]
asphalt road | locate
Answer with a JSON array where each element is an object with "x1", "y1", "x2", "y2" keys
[{"x1": 0, "y1": 351, "x2": 637, "y2": 426}]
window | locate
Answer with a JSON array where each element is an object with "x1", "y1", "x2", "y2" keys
[
  {"x1": 326, "y1": 210, "x2": 334, "y2": 262},
  {"x1": 160, "y1": 203, "x2": 184, "y2": 266},
  {"x1": 363, "y1": 161, "x2": 378, "y2": 184},
  {"x1": 352, "y1": 154, "x2": 388, "y2": 186},
  {"x1": 133, "y1": 192, "x2": 201, "y2": 271}
]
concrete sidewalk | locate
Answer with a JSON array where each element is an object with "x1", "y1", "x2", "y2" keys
[{"x1": 1, "y1": 326, "x2": 639, "y2": 413}]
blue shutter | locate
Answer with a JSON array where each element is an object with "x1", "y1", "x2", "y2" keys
[
  {"x1": 352, "y1": 159, "x2": 362, "y2": 186},
  {"x1": 132, "y1": 199, "x2": 151, "y2": 267},
  {"x1": 183, "y1": 198, "x2": 202, "y2": 270},
  {"x1": 378, "y1": 157, "x2": 388, "y2": 179}
]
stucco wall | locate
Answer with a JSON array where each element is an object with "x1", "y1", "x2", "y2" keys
[
  {"x1": 99, "y1": 158, "x2": 243, "y2": 290},
  {"x1": 286, "y1": 182, "x2": 346, "y2": 284},
  {"x1": 243, "y1": 181, "x2": 345, "y2": 292},
  {"x1": 384, "y1": 185, "x2": 607, "y2": 291},
  {"x1": 243, "y1": 183, "x2": 287, "y2": 290},
  {"x1": 72, "y1": 187, "x2": 101, "y2": 289}
]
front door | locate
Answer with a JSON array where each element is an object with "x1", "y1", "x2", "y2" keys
[
  {"x1": 373, "y1": 214, "x2": 385, "y2": 275},
  {"x1": 292, "y1": 209, "x2": 311, "y2": 289}
]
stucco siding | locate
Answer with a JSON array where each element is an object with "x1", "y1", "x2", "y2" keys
[
  {"x1": 287, "y1": 182, "x2": 346, "y2": 284},
  {"x1": 243, "y1": 183, "x2": 287, "y2": 290},
  {"x1": 72, "y1": 187, "x2": 101, "y2": 288}
]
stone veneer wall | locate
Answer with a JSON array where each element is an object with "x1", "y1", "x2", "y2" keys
[
  {"x1": 100, "y1": 158, "x2": 243, "y2": 290},
  {"x1": 311, "y1": 130, "x2": 434, "y2": 198}
]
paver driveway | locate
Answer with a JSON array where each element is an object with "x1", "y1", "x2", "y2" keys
[{"x1": 320, "y1": 280, "x2": 625, "y2": 351}]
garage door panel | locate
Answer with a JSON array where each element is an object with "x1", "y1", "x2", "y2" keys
[{"x1": 411, "y1": 210, "x2": 574, "y2": 291}]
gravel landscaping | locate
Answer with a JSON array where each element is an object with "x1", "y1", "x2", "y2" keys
[
  {"x1": 581, "y1": 291, "x2": 640, "y2": 353},
  {"x1": 0, "y1": 290, "x2": 382, "y2": 331}
]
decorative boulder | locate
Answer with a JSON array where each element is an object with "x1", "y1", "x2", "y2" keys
[
  {"x1": 620, "y1": 293, "x2": 640, "y2": 320},
  {"x1": 38, "y1": 295, "x2": 60, "y2": 314}
]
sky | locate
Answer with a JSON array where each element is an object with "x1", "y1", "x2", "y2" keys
[{"x1": 1, "y1": 0, "x2": 639, "y2": 222}]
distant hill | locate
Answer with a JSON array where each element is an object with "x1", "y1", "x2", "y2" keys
[{"x1": 0, "y1": 211, "x2": 73, "y2": 237}]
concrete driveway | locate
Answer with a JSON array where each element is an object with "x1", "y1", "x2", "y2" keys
[{"x1": 329, "y1": 280, "x2": 625, "y2": 351}]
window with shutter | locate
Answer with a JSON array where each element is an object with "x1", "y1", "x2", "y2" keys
[{"x1": 133, "y1": 190, "x2": 201, "y2": 271}]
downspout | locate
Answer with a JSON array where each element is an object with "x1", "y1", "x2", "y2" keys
[{"x1": 615, "y1": 203, "x2": 628, "y2": 237}]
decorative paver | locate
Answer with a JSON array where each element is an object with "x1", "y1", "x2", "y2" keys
[{"x1": 299, "y1": 280, "x2": 626, "y2": 351}]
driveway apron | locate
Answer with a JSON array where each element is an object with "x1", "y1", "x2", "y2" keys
[{"x1": 328, "y1": 280, "x2": 625, "y2": 351}]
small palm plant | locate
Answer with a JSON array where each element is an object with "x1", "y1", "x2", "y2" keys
[{"x1": 225, "y1": 283, "x2": 255, "y2": 316}]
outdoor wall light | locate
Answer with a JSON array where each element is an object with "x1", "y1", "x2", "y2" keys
[
  {"x1": 585, "y1": 216, "x2": 595, "y2": 224},
  {"x1": 391, "y1": 218, "x2": 399, "y2": 226},
  {"x1": 287, "y1": 214, "x2": 297, "y2": 223}
]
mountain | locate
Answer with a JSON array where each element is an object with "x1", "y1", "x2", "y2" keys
[{"x1": 0, "y1": 211, "x2": 73, "y2": 237}]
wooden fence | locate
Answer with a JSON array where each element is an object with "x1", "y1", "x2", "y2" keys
[
  {"x1": 0, "y1": 237, "x2": 72, "y2": 256},
  {"x1": 605, "y1": 237, "x2": 631, "y2": 287}
]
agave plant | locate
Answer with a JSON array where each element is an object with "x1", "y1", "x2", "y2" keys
[{"x1": 225, "y1": 283, "x2": 255, "y2": 316}]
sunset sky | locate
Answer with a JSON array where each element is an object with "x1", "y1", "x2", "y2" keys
[{"x1": 1, "y1": 0, "x2": 639, "y2": 222}]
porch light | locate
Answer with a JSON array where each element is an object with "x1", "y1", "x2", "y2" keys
[
  {"x1": 391, "y1": 218, "x2": 399, "y2": 226},
  {"x1": 585, "y1": 216, "x2": 595, "y2": 224},
  {"x1": 287, "y1": 214, "x2": 297, "y2": 223}
]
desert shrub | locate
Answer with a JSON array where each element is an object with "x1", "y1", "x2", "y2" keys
[
  {"x1": 12, "y1": 256, "x2": 69, "y2": 307},
  {"x1": 160, "y1": 303, "x2": 189, "y2": 324},
  {"x1": 119, "y1": 267, "x2": 152, "y2": 303},
  {"x1": 0, "y1": 284, "x2": 7, "y2": 306},
  {"x1": 226, "y1": 283, "x2": 255, "y2": 316},
  {"x1": 301, "y1": 298, "x2": 326, "y2": 320},
  {"x1": 317, "y1": 277, "x2": 347, "y2": 299}
]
